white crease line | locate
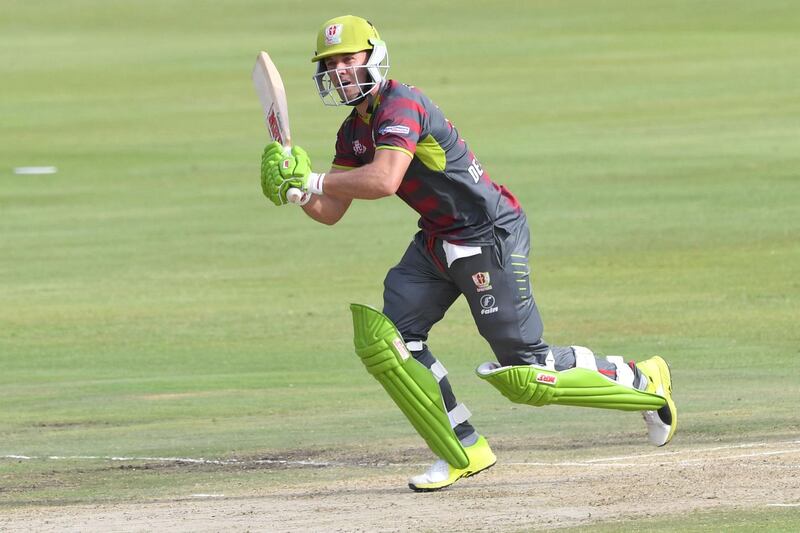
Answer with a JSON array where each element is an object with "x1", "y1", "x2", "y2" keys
[
  {"x1": 3, "y1": 440, "x2": 799, "y2": 469},
  {"x1": 505, "y1": 462, "x2": 800, "y2": 468},
  {"x1": 676, "y1": 448, "x2": 800, "y2": 463},
  {"x1": 766, "y1": 503, "x2": 800, "y2": 507},
  {"x1": 506, "y1": 461, "x2": 642, "y2": 467},
  {"x1": 507, "y1": 448, "x2": 800, "y2": 468},
  {"x1": 584, "y1": 440, "x2": 800, "y2": 464},
  {"x1": 1, "y1": 455, "x2": 411, "y2": 468},
  {"x1": 1, "y1": 455, "x2": 333, "y2": 467}
]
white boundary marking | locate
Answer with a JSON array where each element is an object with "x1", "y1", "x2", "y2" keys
[
  {"x1": 13, "y1": 166, "x2": 58, "y2": 175},
  {"x1": 766, "y1": 503, "x2": 800, "y2": 507},
  {"x1": 3, "y1": 440, "x2": 798, "y2": 469}
]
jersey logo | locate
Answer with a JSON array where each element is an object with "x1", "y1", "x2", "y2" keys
[
  {"x1": 353, "y1": 139, "x2": 367, "y2": 155},
  {"x1": 380, "y1": 125, "x2": 410, "y2": 135}
]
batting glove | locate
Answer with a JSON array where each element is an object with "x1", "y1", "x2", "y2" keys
[{"x1": 261, "y1": 142, "x2": 324, "y2": 206}]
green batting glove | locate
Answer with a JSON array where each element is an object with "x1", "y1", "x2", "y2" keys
[
  {"x1": 279, "y1": 146, "x2": 326, "y2": 199},
  {"x1": 260, "y1": 142, "x2": 323, "y2": 206},
  {"x1": 275, "y1": 145, "x2": 314, "y2": 195},
  {"x1": 280, "y1": 146, "x2": 312, "y2": 181},
  {"x1": 261, "y1": 141, "x2": 286, "y2": 205},
  {"x1": 262, "y1": 141, "x2": 285, "y2": 167}
]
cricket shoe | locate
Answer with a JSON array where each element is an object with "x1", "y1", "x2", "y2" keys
[
  {"x1": 636, "y1": 356, "x2": 677, "y2": 446},
  {"x1": 408, "y1": 435, "x2": 496, "y2": 492}
]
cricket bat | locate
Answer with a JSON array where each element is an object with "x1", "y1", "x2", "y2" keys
[{"x1": 252, "y1": 51, "x2": 304, "y2": 204}]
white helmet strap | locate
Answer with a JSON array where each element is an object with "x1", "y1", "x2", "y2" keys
[{"x1": 365, "y1": 39, "x2": 388, "y2": 85}]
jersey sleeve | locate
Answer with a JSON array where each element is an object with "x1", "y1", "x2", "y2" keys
[
  {"x1": 331, "y1": 119, "x2": 361, "y2": 169},
  {"x1": 373, "y1": 94, "x2": 426, "y2": 158}
]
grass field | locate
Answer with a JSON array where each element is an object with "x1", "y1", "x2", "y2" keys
[{"x1": 2, "y1": 0, "x2": 799, "y2": 530}]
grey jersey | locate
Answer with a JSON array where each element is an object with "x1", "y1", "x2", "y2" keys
[{"x1": 333, "y1": 80, "x2": 523, "y2": 245}]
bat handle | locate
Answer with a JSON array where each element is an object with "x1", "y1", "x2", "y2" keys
[{"x1": 286, "y1": 187, "x2": 304, "y2": 205}]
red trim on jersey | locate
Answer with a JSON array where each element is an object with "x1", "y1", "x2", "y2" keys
[
  {"x1": 399, "y1": 176, "x2": 422, "y2": 195},
  {"x1": 415, "y1": 195, "x2": 440, "y2": 214},
  {"x1": 430, "y1": 214, "x2": 457, "y2": 229},
  {"x1": 426, "y1": 235, "x2": 446, "y2": 273},
  {"x1": 381, "y1": 97, "x2": 428, "y2": 120},
  {"x1": 497, "y1": 184, "x2": 521, "y2": 211}
]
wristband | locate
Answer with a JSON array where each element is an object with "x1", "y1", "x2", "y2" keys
[{"x1": 307, "y1": 172, "x2": 326, "y2": 195}]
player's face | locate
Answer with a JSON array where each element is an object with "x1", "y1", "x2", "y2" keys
[{"x1": 324, "y1": 51, "x2": 370, "y2": 100}]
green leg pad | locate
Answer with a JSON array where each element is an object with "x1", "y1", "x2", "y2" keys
[
  {"x1": 351, "y1": 303, "x2": 469, "y2": 469},
  {"x1": 476, "y1": 363, "x2": 666, "y2": 411}
]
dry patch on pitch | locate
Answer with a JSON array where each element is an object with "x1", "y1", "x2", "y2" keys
[{"x1": 2, "y1": 438, "x2": 798, "y2": 532}]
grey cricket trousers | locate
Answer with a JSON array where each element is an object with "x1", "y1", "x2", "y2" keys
[{"x1": 383, "y1": 216, "x2": 550, "y2": 367}]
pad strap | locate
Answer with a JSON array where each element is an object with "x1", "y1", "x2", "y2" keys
[
  {"x1": 430, "y1": 361, "x2": 448, "y2": 382},
  {"x1": 607, "y1": 355, "x2": 635, "y2": 387},
  {"x1": 572, "y1": 346, "x2": 598, "y2": 371},
  {"x1": 406, "y1": 341, "x2": 424, "y2": 352},
  {"x1": 448, "y1": 403, "x2": 472, "y2": 428}
]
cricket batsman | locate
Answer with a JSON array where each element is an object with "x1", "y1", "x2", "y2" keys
[{"x1": 260, "y1": 15, "x2": 677, "y2": 492}]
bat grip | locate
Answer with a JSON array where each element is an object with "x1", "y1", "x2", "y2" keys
[{"x1": 286, "y1": 187, "x2": 304, "y2": 204}]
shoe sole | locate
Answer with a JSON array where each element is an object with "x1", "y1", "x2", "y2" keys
[{"x1": 408, "y1": 459, "x2": 497, "y2": 493}]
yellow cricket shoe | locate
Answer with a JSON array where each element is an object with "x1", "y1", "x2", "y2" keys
[
  {"x1": 636, "y1": 356, "x2": 677, "y2": 446},
  {"x1": 408, "y1": 435, "x2": 496, "y2": 492}
]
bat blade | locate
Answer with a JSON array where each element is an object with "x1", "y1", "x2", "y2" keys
[{"x1": 252, "y1": 51, "x2": 292, "y2": 147}]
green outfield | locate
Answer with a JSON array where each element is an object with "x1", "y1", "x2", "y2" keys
[{"x1": 1, "y1": 0, "x2": 799, "y2": 530}]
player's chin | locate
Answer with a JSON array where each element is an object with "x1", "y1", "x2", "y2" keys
[{"x1": 336, "y1": 83, "x2": 359, "y2": 100}]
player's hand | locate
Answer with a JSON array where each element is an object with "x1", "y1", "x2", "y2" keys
[
  {"x1": 261, "y1": 142, "x2": 298, "y2": 206},
  {"x1": 279, "y1": 145, "x2": 313, "y2": 183},
  {"x1": 261, "y1": 141, "x2": 280, "y2": 204},
  {"x1": 261, "y1": 142, "x2": 320, "y2": 206}
]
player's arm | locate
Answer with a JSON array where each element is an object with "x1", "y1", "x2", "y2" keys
[
  {"x1": 261, "y1": 143, "x2": 411, "y2": 213},
  {"x1": 299, "y1": 148, "x2": 410, "y2": 223},
  {"x1": 300, "y1": 168, "x2": 352, "y2": 225},
  {"x1": 321, "y1": 148, "x2": 411, "y2": 200}
]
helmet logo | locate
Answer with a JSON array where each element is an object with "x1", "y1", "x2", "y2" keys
[{"x1": 324, "y1": 24, "x2": 343, "y2": 46}]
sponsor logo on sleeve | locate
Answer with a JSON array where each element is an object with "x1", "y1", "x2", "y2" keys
[
  {"x1": 380, "y1": 125, "x2": 411, "y2": 135},
  {"x1": 471, "y1": 272, "x2": 493, "y2": 292},
  {"x1": 536, "y1": 373, "x2": 557, "y2": 385},
  {"x1": 353, "y1": 139, "x2": 367, "y2": 155},
  {"x1": 325, "y1": 24, "x2": 343, "y2": 46},
  {"x1": 479, "y1": 294, "x2": 499, "y2": 315}
]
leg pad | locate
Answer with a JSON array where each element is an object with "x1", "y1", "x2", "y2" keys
[
  {"x1": 351, "y1": 303, "x2": 469, "y2": 469},
  {"x1": 476, "y1": 362, "x2": 666, "y2": 411}
]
